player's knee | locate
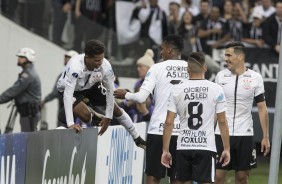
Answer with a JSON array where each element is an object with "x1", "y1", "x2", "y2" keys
[
  {"x1": 215, "y1": 173, "x2": 226, "y2": 184},
  {"x1": 236, "y1": 174, "x2": 249, "y2": 184},
  {"x1": 75, "y1": 109, "x2": 91, "y2": 123}
]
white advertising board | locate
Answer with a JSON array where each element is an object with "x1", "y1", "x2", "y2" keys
[{"x1": 95, "y1": 122, "x2": 147, "y2": 184}]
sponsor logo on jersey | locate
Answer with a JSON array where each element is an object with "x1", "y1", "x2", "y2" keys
[
  {"x1": 166, "y1": 66, "x2": 187, "y2": 72},
  {"x1": 159, "y1": 123, "x2": 180, "y2": 133},
  {"x1": 243, "y1": 74, "x2": 251, "y2": 77},
  {"x1": 184, "y1": 87, "x2": 208, "y2": 100},
  {"x1": 93, "y1": 68, "x2": 101, "y2": 72},
  {"x1": 166, "y1": 66, "x2": 188, "y2": 78},
  {"x1": 179, "y1": 130, "x2": 208, "y2": 148}
]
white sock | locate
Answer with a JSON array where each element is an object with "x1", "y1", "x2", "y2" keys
[{"x1": 115, "y1": 108, "x2": 139, "y2": 139}]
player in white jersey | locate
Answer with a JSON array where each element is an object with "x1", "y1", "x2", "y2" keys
[
  {"x1": 114, "y1": 35, "x2": 188, "y2": 184},
  {"x1": 214, "y1": 42, "x2": 270, "y2": 184},
  {"x1": 161, "y1": 52, "x2": 230, "y2": 183},
  {"x1": 57, "y1": 39, "x2": 146, "y2": 149}
]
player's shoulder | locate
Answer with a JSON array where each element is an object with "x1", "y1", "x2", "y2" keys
[
  {"x1": 101, "y1": 58, "x2": 114, "y2": 76},
  {"x1": 216, "y1": 69, "x2": 231, "y2": 77},
  {"x1": 245, "y1": 68, "x2": 262, "y2": 78},
  {"x1": 101, "y1": 58, "x2": 112, "y2": 69},
  {"x1": 171, "y1": 81, "x2": 186, "y2": 95},
  {"x1": 209, "y1": 81, "x2": 223, "y2": 91},
  {"x1": 102, "y1": 58, "x2": 111, "y2": 66},
  {"x1": 155, "y1": 59, "x2": 187, "y2": 67},
  {"x1": 68, "y1": 54, "x2": 84, "y2": 68}
]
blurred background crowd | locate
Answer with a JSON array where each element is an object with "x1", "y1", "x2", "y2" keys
[
  {"x1": 1, "y1": 0, "x2": 281, "y2": 64},
  {"x1": 2, "y1": 0, "x2": 281, "y2": 126}
]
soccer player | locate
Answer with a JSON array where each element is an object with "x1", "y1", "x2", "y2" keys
[
  {"x1": 214, "y1": 42, "x2": 271, "y2": 184},
  {"x1": 161, "y1": 52, "x2": 230, "y2": 183},
  {"x1": 57, "y1": 39, "x2": 146, "y2": 149},
  {"x1": 114, "y1": 35, "x2": 188, "y2": 184}
]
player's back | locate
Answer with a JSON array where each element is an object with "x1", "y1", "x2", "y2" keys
[
  {"x1": 141, "y1": 59, "x2": 188, "y2": 135},
  {"x1": 170, "y1": 79, "x2": 226, "y2": 151}
]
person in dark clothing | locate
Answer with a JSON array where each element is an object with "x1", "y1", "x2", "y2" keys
[
  {"x1": 51, "y1": 0, "x2": 74, "y2": 46},
  {"x1": 132, "y1": 0, "x2": 168, "y2": 61},
  {"x1": 263, "y1": 0, "x2": 282, "y2": 54},
  {"x1": 0, "y1": 48, "x2": 41, "y2": 132},
  {"x1": 41, "y1": 50, "x2": 78, "y2": 127}
]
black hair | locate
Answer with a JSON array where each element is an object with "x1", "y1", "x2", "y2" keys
[
  {"x1": 225, "y1": 41, "x2": 245, "y2": 55},
  {"x1": 188, "y1": 52, "x2": 206, "y2": 73},
  {"x1": 84, "y1": 39, "x2": 106, "y2": 57},
  {"x1": 163, "y1": 34, "x2": 184, "y2": 53},
  {"x1": 169, "y1": 1, "x2": 180, "y2": 7},
  {"x1": 200, "y1": 0, "x2": 211, "y2": 4},
  {"x1": 189, "y1": 52, "x2": 205, "y2": 66}
]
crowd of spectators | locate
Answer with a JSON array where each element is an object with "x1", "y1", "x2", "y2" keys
[
  {"x1": 1, "y1": 0, "x2": 281, "y2": 125},
  {"x1": 1, "y1": 0, "x2": 281, "y2": 61}
]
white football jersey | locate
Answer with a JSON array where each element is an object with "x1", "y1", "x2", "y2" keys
[
  {"x1": 140, "y1": 60, "x2": 189, "y2": 135},
  {"x1": 57, "y1": 54, "x2": 115, "y2": 125},
  {"x1": 215, "y1": 69, "x2": 265, "y2": 136},
  {"x1": 168, "y1": 79, "x2": 226, "y2": 152}
]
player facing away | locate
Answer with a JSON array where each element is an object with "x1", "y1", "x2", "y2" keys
[
  {"x1": 161, "y1": 52, "x2": 230, "y2": 184},
  {"x1": 114, "y1": 34, "x2": 189, "y2": 184}
]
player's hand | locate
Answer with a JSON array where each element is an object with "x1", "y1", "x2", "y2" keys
[
  {"x1": 261, "y1": 137, "x2": 271, "y2": 156},
  {"x1": 219, "y1": 150, "x2": 230, "y2": 167},
  {"x1": 98, "y1": 118, "x2": 111, "y2": 135},
  {"x1": 113, "y1": 89, "x2": 127, "y2": 99},
  {"x1": 161, "y1": 151, "x2": 172, "y2": 168},
  {"x1": 68, "y1": 124, "x2": 82, "y2": 133}
]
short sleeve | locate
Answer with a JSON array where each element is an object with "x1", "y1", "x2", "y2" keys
[{"x1": 140, "y1": 65, "x2": 157, "y2": 94}]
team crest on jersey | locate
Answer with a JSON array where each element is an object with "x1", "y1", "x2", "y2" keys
[{"x1": 243, "y1": 79, "x2": 252, "y2": 89}]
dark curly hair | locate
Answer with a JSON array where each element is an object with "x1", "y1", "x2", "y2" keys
[
  {"x1": 163, "y1": 34, "x2": 184, "y2": 53},
  {"x1": 84, "y1": 39, "x2": 106, "y2": 57}
]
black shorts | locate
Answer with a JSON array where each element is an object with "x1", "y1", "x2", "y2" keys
[
  {"x1": 145, "y1": 134, "x2": 178, "y2": 179},
  {"x1": 215, "y1": 135, "x2": 257, "y2": 170},
  {"x1": 175, "y1": 150, "x2": 216, "y2": 183},
  {"x1": 73, "y1": 82, "x2": 106, "y2": 106},
  {"x1": 57, "y1": 82, "x2": 106, "y2": 126}
]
